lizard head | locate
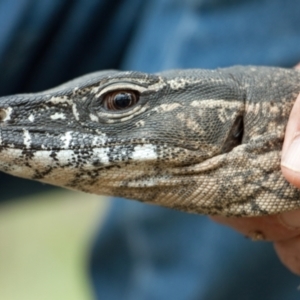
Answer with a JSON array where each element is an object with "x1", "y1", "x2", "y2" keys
[{"x1": 0, "y1": 67, "x2": 299, "y2": 216}]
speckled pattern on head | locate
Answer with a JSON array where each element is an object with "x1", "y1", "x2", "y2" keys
[{"x1": 0, "y1": 66, "x2": 300, "y2": 216}]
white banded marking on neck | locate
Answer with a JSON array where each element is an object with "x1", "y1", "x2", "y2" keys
[{"x1": 131, "y1": 144, "x2": 158, "y2": 161}]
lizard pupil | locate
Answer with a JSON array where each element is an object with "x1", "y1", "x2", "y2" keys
[
  {"x1": 114, "y1": 93, "x2": 132, "y2": 109},
  {"x1": 103, "y1": 90, "x2": 139, "y2": 111}
]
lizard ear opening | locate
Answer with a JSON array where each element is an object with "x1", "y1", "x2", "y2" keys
[{"x1": 221, "y1": 115, "x2": 244, "y2": 153}]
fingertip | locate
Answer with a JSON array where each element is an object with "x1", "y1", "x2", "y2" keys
[
  {"x1": 281, "y1": 93, "x2": 300, "y2": 188},
  {"x1": 211, "y1": 214, "x2": 300, "y2": 241},
  {"x1": 281, "y1": 165, "x2": 300, "y2": 189},
  {"x1": 279, "y1": 209, "x2": 300, "y2": 229},
  {"x1": 274, "y1": 238, "x2": 300, "y2": 276}
]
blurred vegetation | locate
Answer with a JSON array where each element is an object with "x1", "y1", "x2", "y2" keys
[{"x1": 0, "y1": 190, "x2": 108, "y2": 300}]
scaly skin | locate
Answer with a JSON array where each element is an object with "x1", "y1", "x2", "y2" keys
[{"x1": 0, "y1": 66, "x2": 299, "y2": 216}]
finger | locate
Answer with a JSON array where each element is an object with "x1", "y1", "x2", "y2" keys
[
  {"x1": 274, "y1": 236, "x2": 300, "y2": 275},
  {"x1": 211, "y1": 213, "x2": 300, "y2": 242},
  {"x1": 281, "y1": 93, "x2": 300, "y2": 188}
]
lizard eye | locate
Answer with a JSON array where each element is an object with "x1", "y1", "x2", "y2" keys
[{"x1": 102, "y1": 90, "x2": 139, "y2": 111}]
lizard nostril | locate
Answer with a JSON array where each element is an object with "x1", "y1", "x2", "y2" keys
[{"x1": 0, "y1": 109, "x2": 7, "y2": 122}]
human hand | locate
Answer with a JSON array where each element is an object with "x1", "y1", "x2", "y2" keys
[{"x1": 211, "y1": 92, "x2": 300, "y2": 275}]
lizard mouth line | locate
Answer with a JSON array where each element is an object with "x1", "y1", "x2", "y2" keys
[
  {"x1": 0, "y1": 129, "x2": 211, "y2": 152},
  {"x1": 0, "y1": 141, "x2": 203, "y2": 152}
]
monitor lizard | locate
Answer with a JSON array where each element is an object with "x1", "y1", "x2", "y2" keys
[{"x1": 0, "y1": 66, "x2": 299, "y2": 217}]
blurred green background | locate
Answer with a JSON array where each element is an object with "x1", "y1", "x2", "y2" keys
[{"x1": 0, "y1": 190, "x2": 108, "y2": 300}]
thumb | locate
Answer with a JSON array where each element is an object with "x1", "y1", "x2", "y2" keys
[
  {"x1": 280, "y1": 93, "x2": 300, "y2": 229},
  {"x1": 281, "y1": 93, "x2": 300, "y2": 188}
]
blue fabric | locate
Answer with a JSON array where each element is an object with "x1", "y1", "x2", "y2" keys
[
  {"x1": 0, "y1": 0, "x2": 300, "y2": 299},
  {"x1": 0, "y1": 0, "x2": 144, "y2": 94},
  {"x1": 91, "y1": 200, "x2": 300, "y2": 299}
]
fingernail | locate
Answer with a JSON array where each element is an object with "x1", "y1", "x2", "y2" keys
[
  {"x1": 282, "y1": 134, "x2": 300, "y2": 172},
  {"x1": 247, "y1": 230, "x2": 266, "y2": 241},
  {"x1": 279, "y1": 210, "x2": 300, "y2": 229}
]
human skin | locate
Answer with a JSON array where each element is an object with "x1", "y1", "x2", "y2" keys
[{"x1": 212, "y1": 86, "x2": 300, "y2": 275}]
